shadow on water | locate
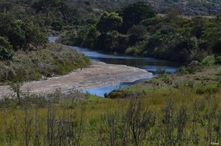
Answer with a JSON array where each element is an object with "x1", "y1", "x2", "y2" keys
[
  {"x1": 49, "y1": 36, "x2": 182, "y2": 97},
  {"x1": 72, "y1": 46, "x2": 182, "y2": 75}
]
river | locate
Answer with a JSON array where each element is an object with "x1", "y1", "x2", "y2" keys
[{"x1": 49, "y1": 36, "x2": 182, "y2": 97}]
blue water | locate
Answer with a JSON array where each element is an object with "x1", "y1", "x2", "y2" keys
[{"x1": 49, "y1": 36, "x2": 182, "y2": 97}]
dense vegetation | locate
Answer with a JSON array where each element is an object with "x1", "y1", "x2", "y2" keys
[
  {"x1": 2, "y1": 0, "x2": 221, "y2": 64},
  {"x1": 60, "y1": 2, "x2": 221, "y2": 63},
  {"x1": 2, "y1": 0, "x2": 221, "y2": 145},
  {"x1": 0, "y1": 0, "x2": 90, "y2": 83}
]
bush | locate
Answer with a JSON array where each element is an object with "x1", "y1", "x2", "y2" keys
[
  {"x1": 215, "y1": 54, "x2": 221, "y2": 64},
  {"x1": 0, "y1": 36, "x2": 14, "y2": 60},
  {"x1": 200, "y1": 56, "x2": 215, "y2": 67},
  {"x1": 125, "y1": 46, "x2": 140, "y2": 56},
  {"x1": 0, "y1": 46, "x2": 14, "y2": 60},
  {"x1": 105, "y1": 90, "x2": 128, "y2": 99}
]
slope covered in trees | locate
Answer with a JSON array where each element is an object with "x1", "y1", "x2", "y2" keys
[
  {"x1": 0, "y1": 0, "x2": 90, "y2": 83},
  {"x1": 1, "y1": 0, "x2": 221, "y2": 82},
  {"x1": 60, "y1": 1, "x2": 221, "y2": 64}
]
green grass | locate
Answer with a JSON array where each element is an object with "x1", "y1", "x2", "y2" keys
[{"x1": 1, "y1": 67, "x2": 221, "y2": 145}]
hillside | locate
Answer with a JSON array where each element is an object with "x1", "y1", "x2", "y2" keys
[
  {"x1": 0, "y1": 0, "x2": 91, "y2": 83},
  {"x1": 66, "y1": 0, "x2": 221, "y2": 16},
  {"x1": 1, "y1": 1, "x2": 221, "y2": 145}
]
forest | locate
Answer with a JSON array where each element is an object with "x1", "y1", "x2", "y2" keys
[
  {"x1": 1, "y1": 0, "x2": 221, "y2": 145},
  {"x1": 59, "y1": 1, "x2": 221, "y2": 64}
]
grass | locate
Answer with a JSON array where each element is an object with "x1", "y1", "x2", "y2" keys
[
  {"x1": 0, "y1": 43, "x2": 90, "y2": 84},
  {"x1": 1, "y1": 66, "x2": 221, "y2": 145}
]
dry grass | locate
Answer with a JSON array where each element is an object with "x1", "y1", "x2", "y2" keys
[{"x1": 0, "y1": 44, "x2": 90, "y2": 84}]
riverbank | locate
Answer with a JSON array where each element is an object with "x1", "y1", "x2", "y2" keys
[{"x1": 0, "y1": 61, "x2": 153, "y2": 98}]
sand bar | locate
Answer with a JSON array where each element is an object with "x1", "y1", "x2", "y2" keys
[{"x1": 0, "y1": 62, "x2": 153, "y2": 98}]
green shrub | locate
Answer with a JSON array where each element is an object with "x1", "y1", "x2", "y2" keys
[
  {"x1": 125, "y1": 46, "x2": 140, "y2": 56},
  {"x1": 215, "y1": 54, "x2": 221, "y2": 64},
  {"x1": 105, "y1": 90, "x2": 128, "y2": 99},
  {"x1": 0, "y1": 36, "x2": 14, "y2": 60},
  {"x1": 196, "y1": 84, "x2": 219, "y2": 94},
  {"x1": 200, "y1": 56, "x2": 215, "y2": 67}
]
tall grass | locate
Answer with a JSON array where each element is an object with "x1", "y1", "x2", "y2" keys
[
  {"x1": 1, "y1": 79, "x2": 221, "y2": 145},
  {"x1": 0, "y1": 43, "x2": 90, "y2": 83}
]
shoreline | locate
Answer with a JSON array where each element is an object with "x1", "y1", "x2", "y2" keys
[{"x1": 0, "y1": 61, "x2": 153, "y2": 98}]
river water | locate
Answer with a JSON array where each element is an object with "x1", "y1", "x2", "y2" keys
[{"x1": 49, "y1": 36, "x2": 182, "y2": 97}]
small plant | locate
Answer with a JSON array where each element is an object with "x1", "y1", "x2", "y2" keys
[
  {"x1": 125, "y1": 46, "x2": 140, "y2": 56},
  {"x1": 8, "y1": 81, "x2": 23, "y2": 104},
  {"x1": 200, "y1": 56, "x2": 215, "y2": 67},
  {"x1": 156, "y1": 67, "x2": 166, "y2": 75}
]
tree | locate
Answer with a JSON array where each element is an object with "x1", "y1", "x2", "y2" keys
[
  {"x1": 9, "y1": 20, "x2": 26, "y2": 50},
  {"x1": 58, "y1": 1, "x2": 79, "y2": 25},
  {"x1": 0, "y1": 36, "x2": 13, "y2": 60},
  {"x1": 32, "y1": 0, "x2": 59, "y2": 18},
  {"x1": 0, "y1": 12, "x2": 48, "y2": 51},
  {"x1": 0, "y1": 12, "x2": 14, "y2": 37},
  {"x1": 0, "y1": 2, "x2": 14, "y2": 13},
  {"x1": 127, "y1": 25, "x2": 147, "y2": 46},
  {"x1": 96, "y1": 11, "x2": 123, "y2": 34},
  {"x1": 23, "y1": 22, "x2": 48, "y2": 50},
  {"x1": 119, "y1": 2, "x2": 156, "y2": 34}
]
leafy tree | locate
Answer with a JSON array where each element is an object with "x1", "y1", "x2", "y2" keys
[
  {"x1": 51, "y1": 21, "x2": 63, "y2": 31},
  {"x1": 127, "y1": 25, "x2": 147, "y2": 46},
  {"x1": 58, "y1": 1, "x2": 79, "y2": 25},
  {"x1": 0, "y1": 12, "x2": 14, "y2": 37},
  {"x1": 96, "y1": 11, "x2": 123, "y2": 34},
  {"x1": 0, "y1": 36, "x2": 13, "y2": 60},
  {"x1": 189, "y1": 16, "x2": 208, "y2": 39},
  {"x1": 23, "y1": 22, "x2": 48, "y2": 49},
  {"x1": 0, "y1": 13, "x2": 27, "y2": 50},
  {"x1": 32, "y1": 0, "x2": 80, "y2": 26},
  {"x1": 0, "y1": 12, "x2": 48, "y2": 51},
  {"x1": 9, "y1": 20, "x2": 26, "y2": 50},
  {"x1": 77, "y1": 25, "x2": 99, "y2": 47},
  {"x1": 0, "y1": 2, "x2": 13, "y2": 13},
  {"x1": 32, "y1": 0, "x2": 59, "y2": 18},
  {"x1": 212, "y1": 38, "x2": 221, "y2": 55},
  {"x1": 119, "y1": 2, "x2": 156, "y2": 33}
]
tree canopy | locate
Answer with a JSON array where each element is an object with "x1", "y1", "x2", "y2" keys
[
  {"x1": 96, "y1": 11, "x2": 123, "y2": 34},
  {"x1": 119, "y1": 2, "x2": 156, "y2": 33}
]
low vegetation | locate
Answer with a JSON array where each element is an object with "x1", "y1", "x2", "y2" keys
[
  {"x1": 0, "y1": 61, "x2": 221, "y2": 145},
  {"x1": 0, "y1": 44, "x2": 90, "y2": 84}
]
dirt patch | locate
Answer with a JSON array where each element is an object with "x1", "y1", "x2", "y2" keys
[{"x1": 0, "y1": 62, "x2": 153, "y2": 98}]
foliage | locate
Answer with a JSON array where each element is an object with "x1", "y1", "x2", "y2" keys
[
  {"x1": 2, "y1": 70, "x2": 221, "y2": 145},
  {"x1": 200, "y1": 56, "x2": 215, "y2": 67},
  {"x1": 125, "y1": 46, "x2": 140, "y2": 56},
  {"x1": 0, "y1": 36, "x2": 13, "y2": 60},
  {"x1": 96, "y1": 11, "x2": 123, "y2": 34},
  {"x1": 127, "y1": 25, "x2": 148, "y2": 46},
  {"x1": 0, "y1": 44, "x2": 90, "y2": 83},
  {"x1": 0, "y1": 12, "x2": 48, "y2": 51},
  {"x1": 118, "y1": 2, "x2": 156, "y2": 34},
  {"x1": 60, "y1": 2, "x2": 221, "y2": 63}
]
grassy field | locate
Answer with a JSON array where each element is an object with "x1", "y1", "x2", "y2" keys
[{"x1": 1, "y1": 65, "x2": 221, "y2": 145}]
